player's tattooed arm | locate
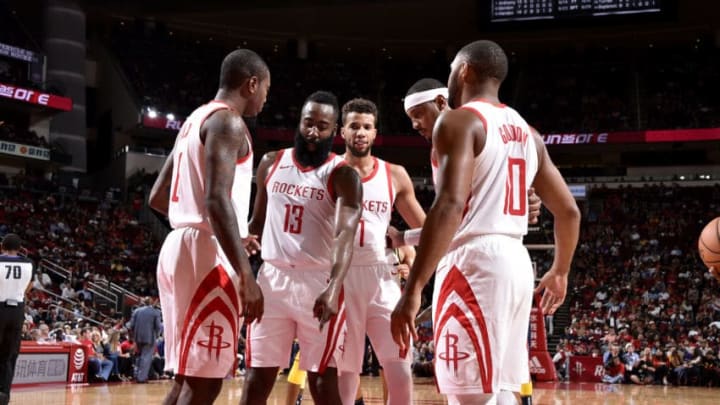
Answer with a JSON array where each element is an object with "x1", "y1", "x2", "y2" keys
[{"x1": 204, "y1": 111, "x2": 263, "y2": 323}]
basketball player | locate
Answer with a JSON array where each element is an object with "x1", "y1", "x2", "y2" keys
[
  {"x1": 240, "y1": 91, "x2": 363, "y2": 405},
  {"x1": 390, "y1": 40, "x2": 581, "y2": 405},
  {"x1": 390, "y1": 78, "x2": 540, "y2": 248},
  {"x1": 148, "y1": 49, "x2": 269, "y2": 405},
  {"x1": 336, "y1": 98, "x2": 426, "y2": 405}
]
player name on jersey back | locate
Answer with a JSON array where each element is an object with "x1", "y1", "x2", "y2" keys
[{"x1": 451, "y1": 100, "x2": 539, "y2": 246}]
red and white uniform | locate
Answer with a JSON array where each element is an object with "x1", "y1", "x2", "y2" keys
[
  {"x1": 157, "y1": 100, "x2": 247, "y2": 378},
  {"x1": 432, "y1": 99, "x2": 539, "y2": 394},
  {"x1": 338, "y1": 158, "x2": 410, "y2": 373},
  {"x1": 231, "y1": 137, "x2": 253, "y2": 238},
  {"x1": 247, "y1": 148, "x2": 347, "y2": 373}
]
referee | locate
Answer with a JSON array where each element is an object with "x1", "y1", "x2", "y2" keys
[{"x1": 0, "y1": 234, "x2": 33, "y2": 405}]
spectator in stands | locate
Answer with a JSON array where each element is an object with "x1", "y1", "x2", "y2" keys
[
  {"x1": 80, "y1": 327, "x2": 113, "y2": 382},
  {"x1": 35, "y1": 323, "x2": 53, "y2": 343},
  {"x1": 603, "y1": 346, "x2": 626, "y2": 384}
]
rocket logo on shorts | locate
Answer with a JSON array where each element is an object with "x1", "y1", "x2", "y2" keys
[
  {"x1": 437, "y1": 330, "x2": 470, "y2": 376},
  {"x1": 197, "y1": 320, "x2": 232, "y2": 361},
  {"x1": 435, "y1": 266, "x2": 493, "y2": 392},
  {"x1": 178, "y1": 265, "x2": 239, "y2": 373}
]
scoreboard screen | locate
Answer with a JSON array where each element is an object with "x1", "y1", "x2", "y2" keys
[{"x1": 490, "y1": 0, "x2": 663, "y2": 23}]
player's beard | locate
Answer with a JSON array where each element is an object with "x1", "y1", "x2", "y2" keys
[{"x1": 294, "y1": 129, "x2": 335, "y2": 167}]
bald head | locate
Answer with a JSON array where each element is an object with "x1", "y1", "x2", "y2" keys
[
  {"x1": 456, "y1": 40, "x2": 508, "y2": 83},
  {"x1": 219, "y1": 48, "x2": 269, "y2": 91}
]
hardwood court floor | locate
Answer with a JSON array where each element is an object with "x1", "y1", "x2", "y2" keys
[{"x1": 9, "y1": 377, "x2": 720, "y2": 404}]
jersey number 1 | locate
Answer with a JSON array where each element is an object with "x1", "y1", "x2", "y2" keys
[{"x1": 504, "y1": 158, "x2": 526, "y2": 216}]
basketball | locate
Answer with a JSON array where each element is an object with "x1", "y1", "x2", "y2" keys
[{"x1": 698, "y1": 217, "x2": 720, "y2": 268}]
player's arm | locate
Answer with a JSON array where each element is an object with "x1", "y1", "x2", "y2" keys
[
  {"x1": 391, "y1": 164, "x2": 426, "y2": 229},
  {"x1": 391, "y1": 109, "x2": 480, "y2": 352},
  {"x1": 148, "y1": 150, "x2": 174, "y2": 216},
  {"x1": 396, "y1": 245, "x2": 416, "y2": 280},
  {"x1": 530, "y1": 128, "x2": 581, "y2": 314},
  {"x1": 203, "y1": 111, "x2": 263, "y2": 323},
  {"x1": 313, "y1": 165, "x2": 363, "y2": 328},
  {"x1": 247, "y1": 151, "x2": 278, "y2": 239}
]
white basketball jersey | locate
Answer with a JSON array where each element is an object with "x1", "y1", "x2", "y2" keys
[
  {"x1": 261, "y1": 148, "x2": 346, "y2": 270},
  {"x1": 351, "y1": 157, "x2": 395, "y2": 265},
  {"x1": 0, "y1": 255, "x2": 33, "y2": 302},
  {"x1": 231, "y1": 138, "x2": 254, "y2": 238},
  {"x1": 450, "y1": 99, "x2": 539, "y2": 246},
  {"x1": 168, "y1": 101, "x2": 238, "y2": 232}
]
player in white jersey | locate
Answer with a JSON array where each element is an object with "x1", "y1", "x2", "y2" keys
[
  {"x1": 335, "y1": 98, "x2": 426, "y2": 405},
  {"x1": 391, "y1": 40, "x2": 581, "y2": 405},
  {"x1": 392, "y1": 78, "x2": 541, "y2": 247},
  {"x1": 240, "y1": 91, "x2": 363, "y2": 405},
  {"x1": 148, "y1": 49, "x2": 269, "y2": 405},
  {"x1": 232, "y1": 137, "x2": 253, "y2": 239}
]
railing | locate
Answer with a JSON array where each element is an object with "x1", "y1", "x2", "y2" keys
[
  {"x1": 88, "y1": 282, "x2": 119, "y2": 312},
  {"x1": 48, "y1": 304, "x2": 103, "y2": 326},
  {"x1": 40, "y1": 259, "x2": 72, "y2": 282},
  {"x1": 108, "y1": 283, "x2": 140, "y2": 305},
  {"x1": 35, "y1": 287, "x2": 103, "y2": 321}
]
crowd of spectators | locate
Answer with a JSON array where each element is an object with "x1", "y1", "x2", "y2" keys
[
  {"x1": 21, "y1": 306, "x2": 168, "y2": 383},
  {"x1": 0, "y1": 170, "x2": 160, "y2": 302},
  {"x1": 0, "y1": 119, "x2": 50, "y2": 148},
  {"x1": 554, "y1": 184, "x2": 720, "y2": 386}
]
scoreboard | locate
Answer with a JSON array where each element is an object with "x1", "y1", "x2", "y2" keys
[{"x1": 490, "y1": 0, "x2": 663, "y2": 23}]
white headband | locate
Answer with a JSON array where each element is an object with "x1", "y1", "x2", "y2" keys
[{"x1": 403, "y1": 88, "x2": 448, "y2": 112}]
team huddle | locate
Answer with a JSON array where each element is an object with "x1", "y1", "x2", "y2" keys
[{"x1": 149, "y1": 40, "x2": 581, "y2": 405}]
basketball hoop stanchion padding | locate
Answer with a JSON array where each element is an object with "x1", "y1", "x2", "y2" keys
[
  {"x1": 526, "y1": 244, "x2": 557, "y2": 382},
  {"x1": 528, "y1": 295, "x2": 557, "y2": 381}
]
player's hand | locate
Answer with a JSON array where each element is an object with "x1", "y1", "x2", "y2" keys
[
  {"x1": 390, "y1": 291, "x2": 420, "y2": 358},
  {"x1": 528, "y1": 187, "x2": 542, "y2": 225},
  {"x1": 240, "y1": 278, "x2": 264, "y2": 324},
  {"x1": 242, "y1": 234, "x2": 261, "y2": 256},
  {"x1": 313, "y1": 283, "x2": 340, "y2": 331},
  {"x1": 534, "y1": 267, "x2": 568, "y2": 315},
  {"x1": 395, "y1": 263, "x2": 411, "y2": 280},
  {"x1": 386, "y1": 226, "x2": 404, "y2": 248},
  {"x1": 710, "y1": 266, "x2": 720, "y2": 282}
]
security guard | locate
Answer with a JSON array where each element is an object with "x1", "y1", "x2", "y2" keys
[{"x1": 0, "y1": 234, "x2": 33, "y2": 405}]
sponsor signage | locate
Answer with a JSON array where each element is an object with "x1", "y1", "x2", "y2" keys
[
  {"x1": 529, "y1": 294, "x2": 557, "y2": 381},
  {"x1": 13, "y1": 342, "x2": 88, "y2": 387},
  {"x1": 570, "y1": 356, "x2": 605, "y2": 383},
  {"x1": 0, "y1": 82, "x2": 72, "y2": 112},
  {"x1": 142, "y1": 114, "x2": 185, "y2": 131},
  {"x1": 0, "y1": 140, "x2": 50, "y2": 160},
  {"x1": 13, "y1": 353, "x2": 68, "y2": 384},
  {"x1": 543, "y1": 128, "x2": 720, "y2": 145},
  {"x1": 0, "y1": 42, "x2": 41, "y2": 63}
]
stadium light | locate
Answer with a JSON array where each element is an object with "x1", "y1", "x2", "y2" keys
[
  {"x1": 166, "y1": 113, "x2": 175, "y2": 121},
  {"x1": 148, "y1": 109, "x2": 158, "y2": 119}
]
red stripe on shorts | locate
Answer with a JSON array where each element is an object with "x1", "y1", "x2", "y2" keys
[
  {"x1": 434, "y1": 266, "x2": 493, "y2": 393},
  {"x1": 177, "y1": 265, "x2": 239, "y2": 375},
  {"x1": 318, "y1": 288, "x2": 346, "y2": 374}
]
